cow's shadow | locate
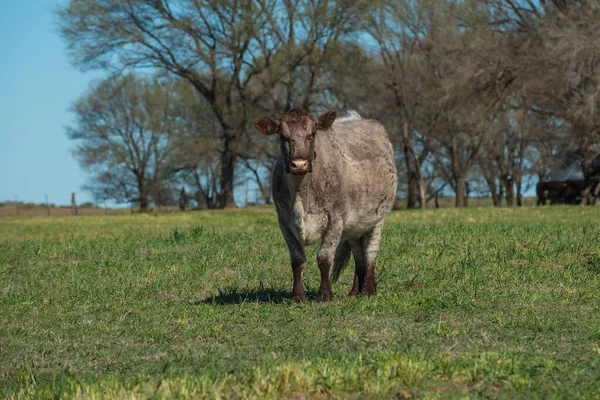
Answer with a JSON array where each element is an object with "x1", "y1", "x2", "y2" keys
[{"x1": 193, "y1": 288, "x2": 318, "y2": 305}]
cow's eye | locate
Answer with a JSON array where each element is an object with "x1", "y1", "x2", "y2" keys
[{"x1": 307, "y1": 133, "x2": 316, "y2": 140}]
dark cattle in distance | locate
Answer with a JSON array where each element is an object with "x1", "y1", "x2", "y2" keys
[
  {"x1": 537, "y1": 178, "x2": 599, "y2": 205},
  {"x1": 536, "y1": 181, "x2": 567, "y2": 205}
]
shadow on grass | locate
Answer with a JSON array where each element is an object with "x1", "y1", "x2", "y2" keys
[{"x1": 193, "y1": 288, "x2": 318, "y2": 305}]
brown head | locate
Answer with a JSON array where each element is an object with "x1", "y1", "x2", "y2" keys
[{"x1": 254, "y1": 108, "x2": 337, "y2": 175}]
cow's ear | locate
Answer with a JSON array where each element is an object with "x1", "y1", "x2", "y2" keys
[
  {"x1": 317, "y1": 111, "x2": 337, "y2": 130},
  {"x1": 255, "y1": 117, "x2": 278, "y2": 135}
]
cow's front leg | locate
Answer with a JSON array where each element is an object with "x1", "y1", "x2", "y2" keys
[
  {"x1": 291, "y1": 257, "x2": 305, "y2": 302},
  {"x1": 281, "y1": 223, "x2": 306, "y2": 302},
  {"x1": 285, "y1": 240, "x2": 306, "y2": 302},
  {"x1": 317, "y1": 224, "x2": 342, "y2": 302}
]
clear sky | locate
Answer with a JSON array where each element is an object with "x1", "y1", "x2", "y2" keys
[
  {"x1": 0, "y1": 1, "x2": 103, "y2": 206},
  {"x1": 0, "y1": 0, "x2": 259, "y2": 207}
]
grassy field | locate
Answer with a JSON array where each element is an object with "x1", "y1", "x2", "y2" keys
[{"x1": 1, "y1": 206, "x2": 600, "y2": 399}]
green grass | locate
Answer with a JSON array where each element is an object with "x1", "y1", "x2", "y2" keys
[{"x1": 1, "y1": 206, "x2": 600, "y2": 399}]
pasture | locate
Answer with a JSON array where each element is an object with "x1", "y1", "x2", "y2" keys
[{"x1": 1, "y1": 207, "x2": 600, "y2": 398}]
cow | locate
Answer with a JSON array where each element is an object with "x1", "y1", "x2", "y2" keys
[
  {"x1": 562, "y1": 179, "x2": 586, "y2": 204},
  {"x1": 536, "y1": 181, "x2": 567, "y2": 205},
  {"x1": 254, "y1": 109, "x2": 397, "y2": 301}
]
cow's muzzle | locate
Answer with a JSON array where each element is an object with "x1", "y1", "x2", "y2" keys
[{"x1": 289, "y1": 159, "x2": 311, "y2": 175}]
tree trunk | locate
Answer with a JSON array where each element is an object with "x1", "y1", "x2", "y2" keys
[
  {"x1": 196, "y1": 191, "x2": 207, "y2": 210},
  {"x1": 492, "y1": 195, "x2": 500, "y2": 207},
  {"x1": 592, "y1": 181, "x2": 600, "y2": 205},
  {"x1": 505, "y1": 179, "x2": 515, "y2": 206},
  {"x1": 418, "y1": 178, "x2": 426, "y2": 209},
  {"x1": 403, "y1": 121, "x2": 418, "y2": 209},
  {"x1": 497, "y1": 174, "x2": 507, "y2": 207},
  {"x1": 219, "y1": 144, "x2": 236, "y2": 209},
  {"x1": 485, "y1": 175, "x2": 502, "y2": 207},
  {"x1": 578, "y1": 152, "x2": 595, "y2": 206},
  {"x1": 414, "y1": 152, "x2": 427, "y2": 210},
  {"x1": 485, "y1": 177, "x2": 500, "y2": 207},
  {"x1": 455, "y1": 177, "x2": 466, "y2": 207},
  {"x1": 407, "y1": 178, "x2": 418, "y2": 209},
  {"x1": 139, "y1": 194, "x2": 149, "y2": 211},
  {"x1": 580, "y1": 177, "x2": 598, "y2": 206},
  {"x1": 137, "y1": 176, "x2": 149, "y2": 211},
  {"x1": 481, "y1": 168, "x2": 500, "y2": 207},
  {"x1": 494, "y1": 193, "x2": 503, "y2": 207},
  {"x1": 464, "y1": 181, "x2": 470, "y2": 207},
  {"x1": 515, "y1": 175, "x2": 523, "y2": 207},
  {"x1": 179, "y1": 187, "x2": 187, "y2": 211},
  {"x1": 263, "y1": 188, "x2": 272, "y2": 205}
]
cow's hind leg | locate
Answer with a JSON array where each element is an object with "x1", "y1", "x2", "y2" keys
[
  {"x1": 361, "y1": 221, "x2": 385, "y2": 296},
  {"x1": 348, "y1": 239, "x2": 366, "y2": 297}
]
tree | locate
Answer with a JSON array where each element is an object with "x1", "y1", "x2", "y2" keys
[
  {"x1": 489, "y1": 0, "x2": 600, "y2": 203},
  {"x1": 416, "y1": 2, "x2": 511, "y2": 207},
  {"x1": 363, "y1": 0, "x2": 455, "y2": 209},
  {"x1": 58, "y1": 0, "x2": 367, "y2": 208},
  {"x1": 476, "y1": 106, "x2": 535, "y2": 207},
  {"x1": 67, "y1": 74, "x2": 184, "y2": 210}
]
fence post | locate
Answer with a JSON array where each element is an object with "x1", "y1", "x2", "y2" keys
[
  {"x1": 71, "y1": 193, "x2": 78, "y2": 216},
  {"x1": 45, "y1": 194, "x2": 50, "y2": 216}
]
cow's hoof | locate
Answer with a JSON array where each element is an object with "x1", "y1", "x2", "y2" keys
[
  {"x1": 347, "y1": 289, "x2": 359, "y2": 297},
  {"x1": 363, "y1": 278, "x2": 377, "y2": 296},
  {"x1": 292, "y1": 291, "x2": 305, "y2": 302},
  {"x1": 363, "y1": 284, "x2": 377, "y2": 296},
  {"x1": 317, "y1": 291, "x2": 334, "y2": 302}
]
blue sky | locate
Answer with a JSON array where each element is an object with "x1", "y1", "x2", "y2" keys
[
  {"x1": 0, "y1": 0, "x2": 260, "y2": 207},
  {"x1": 0, "y1": 1, "x2": 103, "y2": 205}
]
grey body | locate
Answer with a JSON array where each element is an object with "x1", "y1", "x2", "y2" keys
[{"x1": 271, "y1": 113, "x2": 397, "y2": 300}]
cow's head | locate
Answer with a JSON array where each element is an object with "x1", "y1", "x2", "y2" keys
[{"x1": 255, "y1": 108, "x2": 337, "y2": 175}]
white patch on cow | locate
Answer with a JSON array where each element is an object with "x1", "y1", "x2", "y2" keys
[
  {"x1": 293, "y1": 193, "x2": 323, "y2": 246},
  {"x1": 293, "y1": 194, "x2": 305, "y2": 240},
  {"x1": 336, "y1": 110, "x2": 362, "y2": 123}
]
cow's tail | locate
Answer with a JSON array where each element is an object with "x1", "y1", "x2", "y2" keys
[{"x1": 331, "y1": 241, "x2": 352, "y2": 283}]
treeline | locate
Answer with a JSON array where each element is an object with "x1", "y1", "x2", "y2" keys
[{"x1": 58, "y1": 0, "x2": 600, "y2": 209}]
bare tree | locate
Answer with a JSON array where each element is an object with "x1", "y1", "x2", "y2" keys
[
  {"x1": 59, "y1": 0, "x2": 600, "y2": 209},
  {"x1": 477, "y1": 108, "x2": 533, "y2": 206},
  {"x1": 67, "y1": 75, "x2": 183, "y2": 210},
  {"x1": 418, "y1": 2, "x2": 514, "y2": 207},
  {"x1": 489, "y1": 0, "x2": 600, "y2": 203},
  {"x1": 363, "y1": 0, "x2": 441, "y2": 209},
  {"x1": 58, "y1": 0, "x2": 366, "y2": 208}
]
